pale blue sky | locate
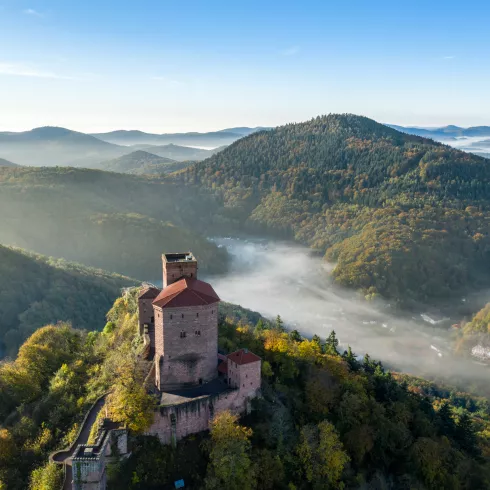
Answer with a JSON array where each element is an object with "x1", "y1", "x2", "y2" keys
[{"x1": 1, "y1": 0, "x2": 489, "y2": 132}]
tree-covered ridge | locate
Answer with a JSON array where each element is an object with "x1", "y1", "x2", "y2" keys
[
  {"x1": 0, "y1": 245, "x2": 134, "y2": 357},
  {"x1": 2, "y1": 291, "x2": 489, "y2": 489},
  {"x1": 0, "y1": 166, "x2": 229, "y2": 279},
  {"x1": 110, "y1": 298, "x2": 490, "y2": 489},
  {"x1": 178, "y1": 114, "x2": 490, "y2": 304},
  {"x1": 185, "y1": 114, "x2": 490, "y2": 206}
]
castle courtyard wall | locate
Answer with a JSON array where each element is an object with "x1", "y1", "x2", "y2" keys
[{"x1": 146, "y1": 383, "x2": 260, "y2": 445}]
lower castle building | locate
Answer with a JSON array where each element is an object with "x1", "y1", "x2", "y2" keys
[{"x1": 140, "y1": 252, "x2": 262, "y2": 445}]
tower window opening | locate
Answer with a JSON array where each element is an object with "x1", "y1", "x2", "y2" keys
[
  {"x1": 182, "y1": 313, "x2": 184, "y2": 319},
  {"x1": 170, "y1": 314, "x2": 173, "y2": 320},
  {"x1": 180, "y1": 331, "x2": 186, "y2": 338},
  {"x1": 151, "y1": 316, "x2": 154, "y2": 323},
  {"x1": 196, "y1": 312, "x2": 199, "y2": 318}
]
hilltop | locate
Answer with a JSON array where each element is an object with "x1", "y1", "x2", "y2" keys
[
  {"x1": 0, "y1": 157, "x2": 19, "y2": 167},
  {"x1": 0, "y1": 245, "x2": 134, "y2": 357},
  {"x1": 128, "y1": 143, "x2": 225, "y2": 161},
  {"x1": 0, "y1": 166, "x2": 228, "y2": 279},
  {"x1": 2, "y1": 290, "x2": 489, "y2": 489},
  {"x1": 0, "y1": 126, "x2": 126, "y2": 167},
  {"x1": 95, "y1": 150, "x2": 188, "y2": 175},
  {"x1": 177, "y1": 114, "x2": 490, "y2": 305}
]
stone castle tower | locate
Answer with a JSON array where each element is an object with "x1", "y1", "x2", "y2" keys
[
  {"x1": 139, "y1": 253, "x2": 220, "y2": 391},
  {"x1": 138, "y1": 252, "x2": 261, "y2": 447}
]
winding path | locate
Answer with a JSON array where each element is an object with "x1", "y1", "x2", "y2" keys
[{"x1": 50, "y1": 395, "x2": 108, "y2": 490}]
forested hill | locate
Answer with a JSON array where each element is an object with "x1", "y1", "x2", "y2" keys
[
  {"x1": 179, "y1": 114, "x2": 490, "y2": 305},
  {"x1": 0, "y1": 245, "x2": 134, "y2": 357},
  {"x1": 186, "y1": 114, "x2": 490, "y2": 206}
]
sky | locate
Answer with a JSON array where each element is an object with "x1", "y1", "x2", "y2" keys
[{"x1": 0, "y1": 0, "x2": 489, "y2": 133}]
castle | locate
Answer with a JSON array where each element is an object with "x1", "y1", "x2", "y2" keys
[
  {"x1": 52, "y1": 252, "x2": 261, "y2": 490},
  {"x1": 140, "y1": 252, "x2": 262, "y2": 445}
]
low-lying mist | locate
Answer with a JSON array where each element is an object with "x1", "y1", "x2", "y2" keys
[{"x1": 208, "y1": 237, "x2": 489, "y2": 387}]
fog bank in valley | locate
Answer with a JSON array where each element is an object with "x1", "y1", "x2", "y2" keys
[{"x1": 208, "y1": 237, "x2": 489, "y2": 385}]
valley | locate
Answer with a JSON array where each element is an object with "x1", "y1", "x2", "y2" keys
[{"x1": 208, "y1": 237, "x2": 490, "y2": 392}]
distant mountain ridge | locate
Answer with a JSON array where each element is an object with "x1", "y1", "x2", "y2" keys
[
  {"x1": 0, "y1": 125, "x2": 264, "y2": 167},
  {"x1": 389, "y1": 124, "x2": 490, "y2": 139},
  {"x1": 0, "y1": 126, "x2": 126, "y2": 167},
  {"x1": 91, "y1": 126, "x2": 269, "y2": 147}
]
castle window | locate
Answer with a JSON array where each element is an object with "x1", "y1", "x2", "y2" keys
[
  {"x1": 246, "y1": 374, "x2": 248, "y2": 378},
  {"x1": 170, "y1": 314, "x2": 173, "y2": 320},
  {"x1": 198, "y1": 330, "x2": 201, "y2": 335},
  {"x1": 182, "y1": 314, "x2": 184, "y2": 319},
  {"x1": 243, "y1": 384, "x2": 245, "y2": 387},
  {"x1": 151, "y1": 316, "x2": 154, "y2": 323},
  {"x1": 196, "y1": 312, "x2": 199, "y2": 318},
  {"x1": 180, "y1": 331, "x2": 186, "y2": 338},
  {"x1": 212, "y1": 310, "x2": 214, "y2": 314}
]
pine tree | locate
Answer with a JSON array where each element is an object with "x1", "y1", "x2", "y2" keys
[
  {"x1": 325, "y1": 330, "x2": 339, "y2": 356},
  {"x1": 275, "y1": 315, "x2": 285, "y2": 332},
  {"x1": 455, "y1": 413, "x2": 479, "y2": 456},
  {"x1": 342, "y1": 345, "x2": 359, "y2": 371},
  {"x1": 289, "y1": 329, "x2": 302, "y2": 342},
  {"x1": 255, "y1": 319, "x2": 266, "y2": 333}
]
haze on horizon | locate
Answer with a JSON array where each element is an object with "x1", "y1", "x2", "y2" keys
[{"x1": 0, "y1": 0, "x2": 489, "y2": 133}]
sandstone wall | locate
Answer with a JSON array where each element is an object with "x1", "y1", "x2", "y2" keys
[
  {"x1": 154, "y1": 304, "x2": 218, "y2": 390},
  {"x1": 147, "y1": 381, "x2": 260, "y2": 445}
]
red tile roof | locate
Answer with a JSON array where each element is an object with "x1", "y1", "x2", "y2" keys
[
  {"x1": 152, "y1": 278, "x2": 220, "y2": 309},
  {"x1": 227, "y1": 349, "x2": 261, "y2": 365},
  {"x1": 217, "y1": 361, "x2": 228, "y2": 374},
  {"x1": 138, "y1": 286, "x2": 161, "y2": 299}
]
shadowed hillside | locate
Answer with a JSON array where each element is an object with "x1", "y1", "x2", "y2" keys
[
  {"x1": 0, "y1": 166, "x2": 229, "y2": 279},
  {"x1": 0, "y1": 245, "x2": 134, "y2": 357}
]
